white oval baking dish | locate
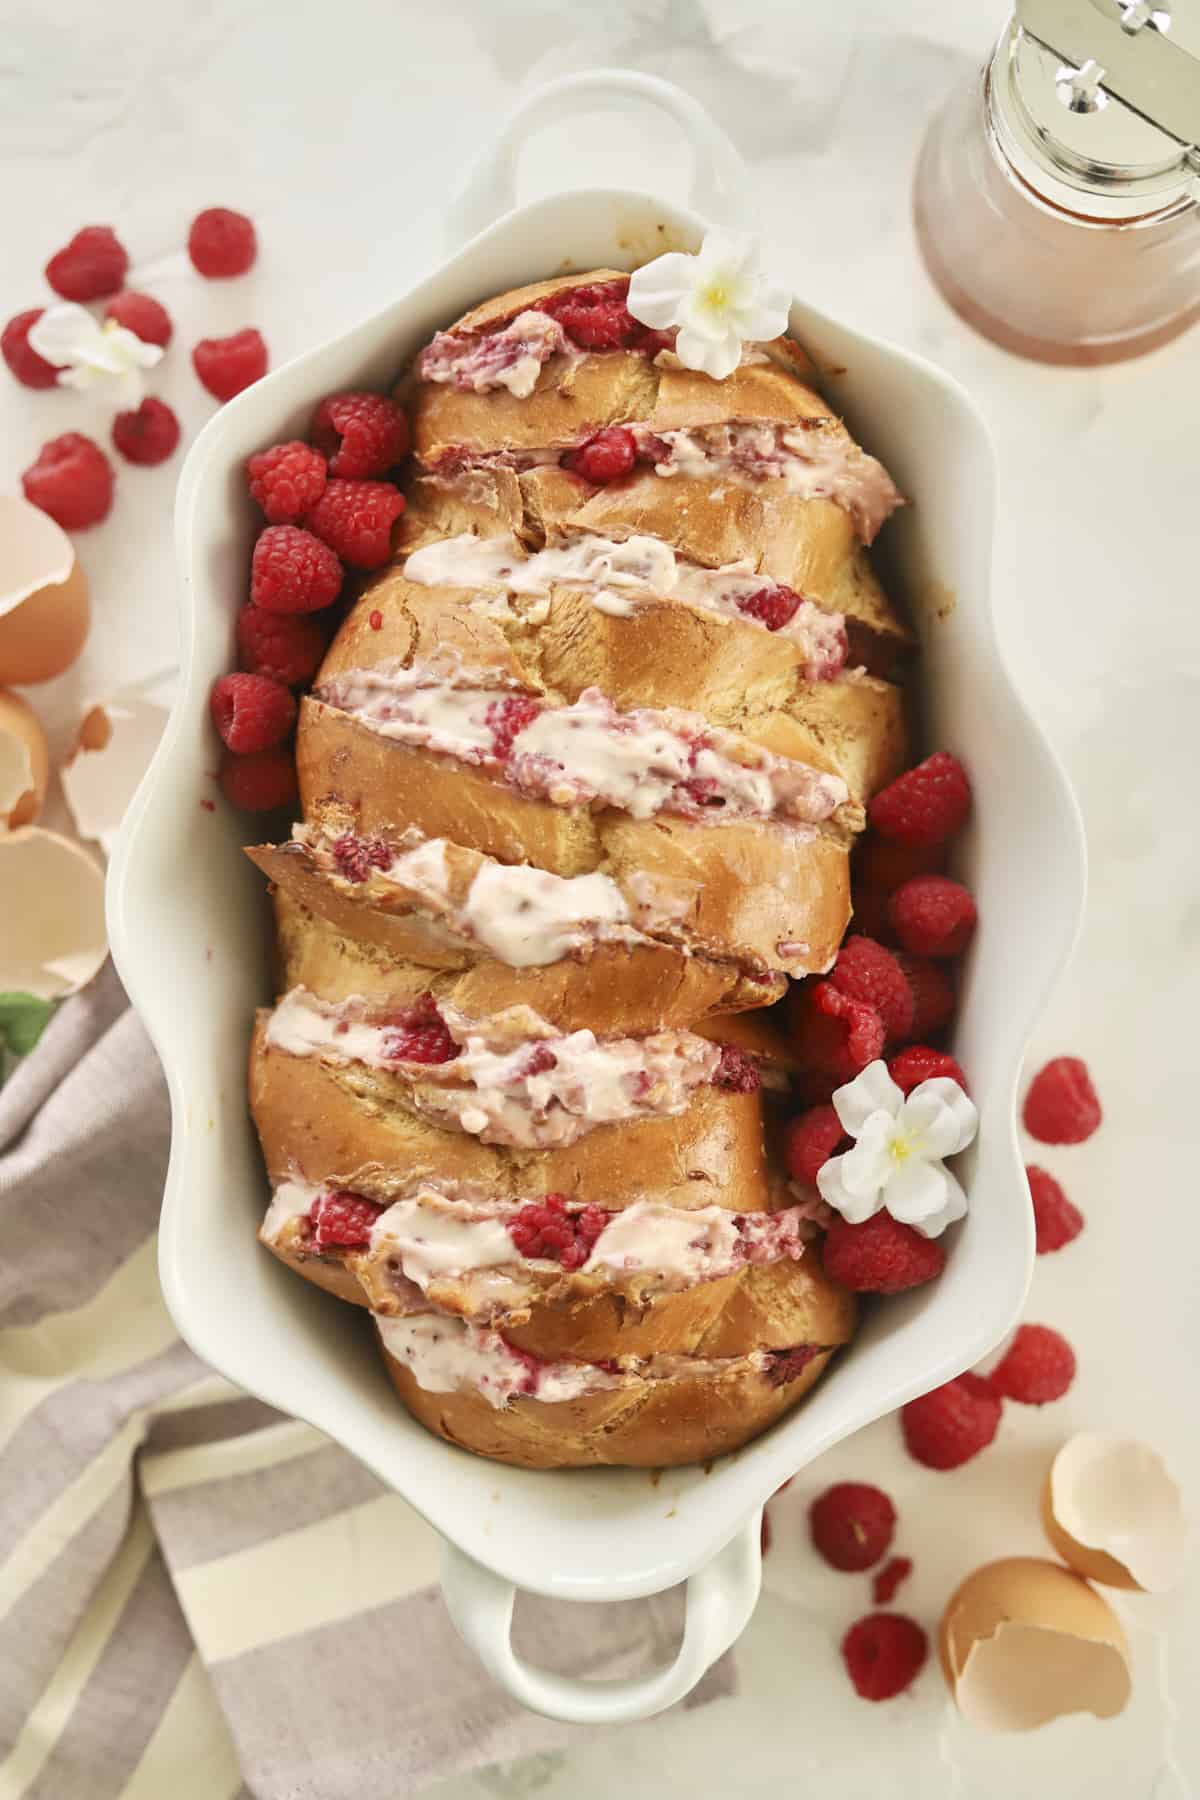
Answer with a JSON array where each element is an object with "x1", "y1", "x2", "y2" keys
[{"x1": 107, "y1": 71, "x2": 1086, "y2": 1725}]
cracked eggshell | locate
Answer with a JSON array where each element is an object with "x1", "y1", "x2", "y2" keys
[
  {"x1": 0, "y1": 827, "x2": 107, "y2": 998},
  {"x1": 0, "y1": 495, "x2": 91, "y2": 685},
  {"x1": 1042, "y1": 1434, "x2": 1187, "y2": 1593},
  {"x1": 61, "y1": 696, "x2": 169, "y2": 855},
  {"x1": 939, "y1": 1557, "x2": 1131, "y2": 1732},
  {"x1": 0, "y1": 689, "x2": 49, "y2": 829}
]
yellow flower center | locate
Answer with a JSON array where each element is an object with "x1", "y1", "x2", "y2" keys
[
  {"x1": 889, "y1": 1132, "x2": 914, "y2": 1165},
  {"x1": 699, "y1": 279, "x2": 732, "y2": 316}
]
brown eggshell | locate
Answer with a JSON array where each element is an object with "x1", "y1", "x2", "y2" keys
[
  {"x1": 939, "y1": 1556, "x2": 1131, "y2": 1732},
  {"x1": 0, "y1": 496, "x2": 91, "y2": 685},
  {"x1": 1042, "y1": 1434, "x2": 1187, "y2": 1593},
  {"x1": 0, "y1": 689, "x2": 49, "y2": 828}
]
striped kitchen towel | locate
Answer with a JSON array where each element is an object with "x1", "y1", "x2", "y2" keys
[{"x1": 0, "y1": 966, "x2": 734, "y2": 1800}]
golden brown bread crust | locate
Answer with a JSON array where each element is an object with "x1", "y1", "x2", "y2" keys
[{"x1": 249, "y1": 1019, "x2": 773, "y2": 1213}]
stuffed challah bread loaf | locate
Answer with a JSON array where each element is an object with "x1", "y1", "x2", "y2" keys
[{"x1": 249, "y1": 265, "x2": 908, "y2": 1467}]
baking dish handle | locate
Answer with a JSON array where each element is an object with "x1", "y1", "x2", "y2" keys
[
  {"x1": 440, "y1": 1513, "x2": 761, "y2": 1723},
  {"x1": 446, "y1": 69, "x2": 751, "y2": 249}
]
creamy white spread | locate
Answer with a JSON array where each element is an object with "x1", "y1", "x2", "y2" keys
[
  {"x1": 402, "y1": 531, "x2": 847, "y2": 676},
  {"x1": 261, "y1": 1177, "x2": 321, "y2": 1240},
  {"x1": 416, "y1": 310, "x2": 570, "y2": 399},
  {"x1": 263, "y1": 988, "x2": 719, "y2": 1149},
  {"x1": 635, "y1": 422, "x2": 903, "y2": 545},
  {"x1": 316, "y1": 668, "x2": 848, "y2": 827}
]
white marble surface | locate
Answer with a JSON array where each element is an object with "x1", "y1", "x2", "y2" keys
[{"x1": 3, "y1": 1, "x2": 1198, "y2": 1793}]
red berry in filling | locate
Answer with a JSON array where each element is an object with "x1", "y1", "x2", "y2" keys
[
  {"x1": 809, "y1": 1481, "x2": 896, "y2": 1571},
  {"x1": 105, "y1": 290, "x2": 173, "y2": 347},
  {"x1": 508, "y1": 1195, "x2": 608, "y2": 1271},
  {"x1": 188, "y1": 207, "x2": 257, "y2": 278},
  {"x1": 308, "y1": 1190, "x2": 382, "y2": 1251},
  {"x1": 713, "y1": 1044, "x2": 761, "y2": 1092},
  {"x1": 841, "y1": 1613, "x2": 928, "y2": 1701},
  {"x1": 247, "y1": 441, "x2": 328, "y2": 523},
  {"x1": 330, "y1": 833, "x2": 393, "y2": 883},
  {"x1": 21, "y1": 433, "x2": 114, "y2": 530},
  {"x1": 112, "y1": 396, "x2": 181, "y2": 467},
  {"x1": 538, "y1": 280, "x2": 638, "y2": 349},
  {"x1": 1023, "y1": 1055, "x2": 1102, "y2": 1145},
  {"x1": 311, "y1": 390, "x2": 410, "y2": 479},
  {"x1": 237, "y1": 604, "x2": 327, "y2": 687},
  {"x1": 988, "y1": 1323, "x2": 1076, "y2": 1404},
  {"x1": 2, "y1": 309, "x2": 62, "y2": 388},
  {"x1": 868, "y1": 751, "x2": 971, "y2": 849},
  {"x1": 829, "y1": 935, "x2": 914, "y2": 1042},
  {"x1": 250, "y1": 524, "x2": 343, "y2": 614},
  {"x1": 193, "y1": 327, "x2": 268, "y2": 401},
  {"x1": 304, "y1": 477, "x2": 406, "y2": 569},
  {"x1": 217, "y1": 745, "x2": 298, "y2": 813},
  {"x1": 1026, "y1": 1164, "x2": 1084, "y2": 1254},
  {"x1": 45, "y1": 225, "x2": 129, "y2": 300},
  {"x1": 887, "y1": 1045, "x2": 968, "y2": 1095},
  {"x1": 764, "y1": 1345, "x2": 821, "y2": 1386},
  {"x1": 210, "y1": 671, "x2": 296, "y2": 754},
  {"x1": 382, "y1": 994, "x2": 458, "y2": 1065},
  {"x1": 736, "y1": 584, "x2": 802, "y2": 631},
  {"x1": 889, "y1": 875, "x2": 978, "y2": 958},
  {"x1": 565, "y1": 426, "x2": 637, "y2": 485},
  {"x1": 486, "y1": 694, "x2": 543, "y2": 759},
  {"x1": 822, "y1": 1213, "x2": 946, "y2": 1294},
  {"x1": 901, "y1": 1373, "x2": 1002, "y2": 1470},
  {"x1": 369, "y1": 609, "x2": 383, "y2": 630},
  {"x1": 782, "y1": 1104, "x2": 846, "y2": 1184},
  {"x1": 520, "y1": 1045, "x2": 558, "y2": 1078},
  {"x1": 872, "y1": 1556, "x2": 913, "y2": 1607}
]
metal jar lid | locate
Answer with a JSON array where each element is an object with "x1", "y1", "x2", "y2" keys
[{"x1": 989, "y1": 0, "x2": 1200, "y2": 218}]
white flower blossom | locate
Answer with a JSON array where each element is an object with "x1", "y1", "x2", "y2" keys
[
  {"x1": 626, "y1": 231, "x2": 790, "y2": 380},
  {"x1": 28, "y1": 303, "x2": 163, "y2": 409},
  {"x1": 816, "y1": 1061, "x2": 978, "y2": 1239}
]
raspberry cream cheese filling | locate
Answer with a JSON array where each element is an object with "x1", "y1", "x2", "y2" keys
[
  {"x1": 402, "y1": 531, "x2": 848, "y2": 676},
  {"x1": 378, "y1": 1314, "x2": 823, "y2": 1409},
  {"x1": 417, "y1": 310, "x2": 573, "y2": 398},
  {"x1": 314, "y1": 667, "x2": 849, "y2": 827},
  {"x1": 263, "y1": 987, "x2": 721, "y2": 1148}
]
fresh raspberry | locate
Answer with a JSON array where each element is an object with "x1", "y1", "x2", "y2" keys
[
  {"x1": 237, "y1": 604, "x2": 327, "y2": 687},
  {"x1": 782, "y1": 1104, "x2": 846, "y2": 1184},
  {"x1": 21, "y1": 433, "x2": 114, "y2": 530},
  {"x1": 45, "y1": 225, "x2": 129, "y2": 300},
  {"x1": 330, "y1": 833, "x2": 393, "y2": 883},
  {"x1": 104, "y1": 290, "x2": 173, "y2": 347},
  {"x1": 823, "y1": 1213, "x2": 947, "y2": 1294},
  {"x1": 809, "y1": 1482, "x2": 895, "y2": 1571},
  {"x1": 311, "y1": 391, "x2": 410, "y2": 479},
  {"x1": 188, "y1": 207, "x2": 257, "y2": 278},
  {"x1": 901, "y1": 1373, "x2": 1002, "y2": 1470},
  {"x1": 713, "y1": 1044, "x2": 761, "y2": 1092},
  {"x1": 790, "y1": 980, "x2": 885, "y2": 1081},
  {"x1": 304, "y1": 478, "x2": 406, "y2": 569},
  {"x1": 486, "y1": 694, "x2": 543, "y2": 759},
  {"x1": 868, "y1": 752, "x2": 971, "y2": 849},
  {"x1": 841, "y1": 1613, "x2": 928, "y2": 1701},
  {"x1": 382, "y1": 994, "x2": 459, "y2": 1065},
  {"x1": 889, "y1": 875, "x2": 977, "y2": 958},
  {"x1": 856, "y1": 836, "x2": 946, "y2": 893},
  {"x1": 111, "y1": 397, "x2": 181, "y2": 466},
  {"x1": 308, "y1": 1190, "x2": 382, "y2": 1251},
  {"x1": 2, "y1": 309, "x2": 61, "y2": 388},
  {"x1": 538, "y1": 280, "x2": 637, "y2": 349},
  {"x1": 1023, "y1": 1056, "x2": 1101, "y2": 1145},
  {"x1": 888, "y1": 1045, "x2": 968, "y2": 1095},
  {"x1": 210, "y1": 672, "x2": 296, "y2": 753},
  {"x1": 988, "y1": 1324, "x2": 1076, "y2": 1404},
  {"x1": 872, "y1": 1556, "x2": 913, "y2": 1606},
  {"x1": 1026, "y1": 1164, "x2": 1084, "y2": 1254},
  {"x1": 250, "y1": 525, "x2": 343, "y2": 614},
  {"x1": 830, "y1": 935, "x2": 914, "y2": 1042},
  {"x1": 217, "y1": 745, "x2": 298, "y2": 812},
  {"x1": 894, "y1": 954, "x2": 955, "y2": 1040},
  {"x1": 565, "y1": 426, "x2": 638, "y2": 485},
  {"x1": 849, "y1": 886, "x2": 893, "y2": 942},
  {"x1": 193, "y1": 328, "x2": 268, "y2": 401},
  {"x1": 735, "y1": 584, "x2": 803, "y2": 631},
  {"x1": 508, "y1": 1195, "x2": 608, "y2": 1271},
  {"x1": 247, "y1": 441, "x2": 328, "y2": 523}
]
